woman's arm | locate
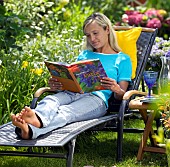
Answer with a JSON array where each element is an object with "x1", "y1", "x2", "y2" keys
[{"x1": 101, "y1": 77, "x2": 129, "y2": 100}]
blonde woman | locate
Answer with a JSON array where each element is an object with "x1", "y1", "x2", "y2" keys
[{"x1": 11, "y1": 13, "x2": 132, "y2": 139}]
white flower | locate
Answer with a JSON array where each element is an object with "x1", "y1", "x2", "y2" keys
[{"x1": 122, "y1": 14, "x2": 128, "y2": 23}]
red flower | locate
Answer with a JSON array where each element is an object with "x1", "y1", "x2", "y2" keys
[{"x1": 125, "y1": 10, "x2": 140, "y2": 15}]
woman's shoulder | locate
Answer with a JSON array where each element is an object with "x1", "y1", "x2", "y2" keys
[
  {"x1": 117, "y1": 52, "x2": 131, "y2": 60},
  {"x1": 77, "y1": 50, "x2": 93, "y2": 60},
  {"x1": 114, "y1": 52, "x2": 131, "y2": 65},
  {"x1": 79, "y1": 50, "x2": 93, "y2": 56},
  {"x1": 78, "y1": 50, "x2": 131, "y2": 60}
]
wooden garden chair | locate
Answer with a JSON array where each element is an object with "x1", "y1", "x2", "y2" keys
[{"x1": 0, "y1": 26, "x2": 158, "y2": 167}]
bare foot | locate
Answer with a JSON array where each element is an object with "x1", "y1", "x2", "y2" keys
[
  {"x1": 18, "y1": 106, "x2": 41, "y2": 128},
  {"x1": 11, "y1": 114, "x2": 30, "y2": 139}
]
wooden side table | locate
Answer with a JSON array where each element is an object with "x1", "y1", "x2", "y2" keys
[{"x1": 129, "y1": 97, "x2": 166, "y2": 160}]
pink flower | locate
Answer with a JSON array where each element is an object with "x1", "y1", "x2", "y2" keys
[
  {"x1": 128, "y1": 14, "x2": 144, "y2": 26},
  {"x1": 145, "y1": 8, "x2": 163, "y2": 21},
  {"x1": 145, "y1": 8, "x2": 158, "y2": 18},
  {"x1": 146, "y1": 18, "x2": 162, "y2": 29}
]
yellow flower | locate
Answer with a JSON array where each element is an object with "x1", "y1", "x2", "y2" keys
[
  {"x1": 142, "y1": 15, "x2": 148, "y2": 21},
  {"x1": 159, "y1": 106, "x2": 164, "y2": 110},
  {"x1": 164, "y1": 34, "x2": 169, "y2": 40},
  {"x1": 30, "y1": 69, "x2": 35, "y2": 73},
  {"x1": 158, "y1": 9, "x2": 167, "y2": 16},
  {"x1": 152, "y1": 127, "x2": 164, "y2": 143},
  {"x1": 34, "y1": 68, "x2": 43, "y2": 76},
  {"x1": 22, "y1": 61, "x2": 29, "y2": 68},
  {"x1": 63, "y1": 10, "x2": 71, "y2": 20},
  {"x1": 59, "y1": 0, "x2": 69, "y2": 6}
]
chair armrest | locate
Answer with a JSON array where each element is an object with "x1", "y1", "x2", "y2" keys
[
  {"x1": 30, "y1": 87, "x2": 57, "y2": 109},
  {"x1": 34, "y1": 87, "x2": 56, "y2": 98},
  {"x1": 123, "y1": 90, "x2": 148, "y2": 100}
]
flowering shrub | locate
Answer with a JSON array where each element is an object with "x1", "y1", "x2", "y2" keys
[
  {"x1": 152, "y1": 86, "x2": 170, "y2": 165},
  {"x1": 156, "y1": 93, "x2": 170, "y2": 138},
  {"x1": 119, "y1": 7, "x2": 170, "y2": 39},
  {"x1": 146, "y1": 37, "x2": 170, "y2": 71},
  {"x1": 0, "y1": 0, "x2": 95, "y2": 124}
]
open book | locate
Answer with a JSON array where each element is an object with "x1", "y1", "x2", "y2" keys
[{"x1": 44, "y1": 59, "x2": 107, "y2": 93}]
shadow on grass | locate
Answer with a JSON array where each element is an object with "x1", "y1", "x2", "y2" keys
[
  {"x1": 74, "y1": 131, "x2": 168, "y2": 167},
  {"x1": 0, "y1": 130, "x2": 168, "y2": 167}
]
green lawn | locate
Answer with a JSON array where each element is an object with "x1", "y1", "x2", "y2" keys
[{"x1": 0, "y1": 118, "x2": 168, "y2": 167}]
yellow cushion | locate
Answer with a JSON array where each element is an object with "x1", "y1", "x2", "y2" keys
[{"x1": 115, "y1": 27, "x2": 142, "y2": 79}]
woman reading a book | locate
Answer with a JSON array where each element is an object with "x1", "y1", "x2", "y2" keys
[{"x1": 11, "y1": 13, "x2": 132, "y2": 139}]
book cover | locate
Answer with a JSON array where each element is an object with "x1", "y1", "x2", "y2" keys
[{"x1": 44, "y1": 59, "x2": 107, "y2": 93}]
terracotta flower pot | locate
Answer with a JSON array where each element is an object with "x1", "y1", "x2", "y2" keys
[{"x1": 127, "y1": 0, "x2": 147, "y2": 7}]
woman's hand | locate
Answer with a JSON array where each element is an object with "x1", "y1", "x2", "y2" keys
[
  {"x1": 101, "y1": 77, "x2": 120, "y2": 92},
  {"x1": 101, "y1": 77, "x2": 129, "y2": 100},
  {"x1": 48, "y1": 77, "x2": 63, "y2": 91}
]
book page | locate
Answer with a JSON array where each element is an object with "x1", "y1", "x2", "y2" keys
[
  {"x1": 69, "y1": 59, "x2": 107, "y2": 93},
  {"x1": 44, "y1": 61, "x2": 82, "y2": 93}
]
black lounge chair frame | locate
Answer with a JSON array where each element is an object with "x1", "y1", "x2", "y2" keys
[{"x1": 0, "y1": 26, "x2": 158, "y2": 167}]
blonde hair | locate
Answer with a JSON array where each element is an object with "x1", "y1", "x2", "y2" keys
[{"x1": 83, "y1": 13, "x2": 121, "y2": 52}]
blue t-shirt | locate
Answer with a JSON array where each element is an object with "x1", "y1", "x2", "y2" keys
[{"x1": 77, "y1": 50, "x2": 132, "y2": 107}]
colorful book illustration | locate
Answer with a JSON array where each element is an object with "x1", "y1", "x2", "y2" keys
[{"x1": 44, "y1": 59, "x2": 107, "y2": 93}]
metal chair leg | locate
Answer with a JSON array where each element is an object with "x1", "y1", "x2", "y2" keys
[{"x1": 66, "y1": 137, "x2": 77, "y2": 167}]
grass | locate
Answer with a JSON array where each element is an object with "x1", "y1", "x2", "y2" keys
[{"x1": 0, "y1": 118, "x2": 168, "y2": 167}]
